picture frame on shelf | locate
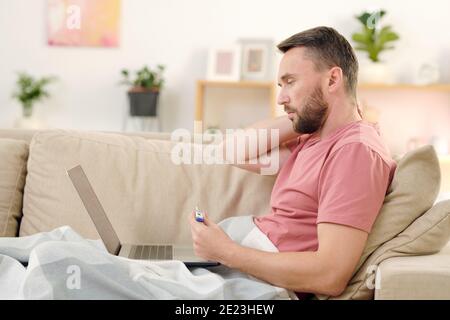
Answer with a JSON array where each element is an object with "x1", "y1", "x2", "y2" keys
[
  {"x1": 206, "y1": 45, "x2": 241, "y2": 82},
  {"x1": 238, "y1": 38, "x2": 274, "y2": 81}
]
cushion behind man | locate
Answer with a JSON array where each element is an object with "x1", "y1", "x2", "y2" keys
[
  {"x1": 317, "y1": 145, "x2": 441, "y2": 299},
  {"x1": 358, "y1": 145, "x2": 440, "y2": 268},
  {"x1": 340, "y1": 199, "x2": 450, "y2": 299}
]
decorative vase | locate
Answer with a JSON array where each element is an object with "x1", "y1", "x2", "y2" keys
[
  {"x1": 14, "y1": 116, "x2": 43, "y2": 129},
  {"x1": 23, "y1": 104, "x2": 33, "y2": 117},
  {"x1": 359, "y1": 61, "x2": 394, "y2": 84},
  {"x1": 13, "y1": 104, "x2": 44, "y2": 129},
  {"x1": 414, "y1": 62, "x2": 440, "y2": 85}
]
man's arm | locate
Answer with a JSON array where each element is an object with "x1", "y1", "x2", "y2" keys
[
  {"x1": 224, "y1": 223, "x2": 368, "y2": 296},
  {"x1": 190, "y1": 213, "x2": 368, "y2": 297},
  {"x1": 228, "y1": 145, "x2": 293, "y2": 174},
  {"x1": 221, "y1": 115, "x2": 300, "y2": 174}
]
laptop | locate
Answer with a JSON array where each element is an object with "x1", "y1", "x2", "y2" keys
[{"x1": 66, "y1": 165, "x2": 220, "y2": 267}]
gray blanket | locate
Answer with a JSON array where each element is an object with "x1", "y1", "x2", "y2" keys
[{"x1": 0, "y1": 216, "x2": 293, "y2": 300}]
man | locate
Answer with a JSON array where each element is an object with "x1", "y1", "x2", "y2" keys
[{"x1": 189, "y1": 26, "x2": 397, "y2": 298}]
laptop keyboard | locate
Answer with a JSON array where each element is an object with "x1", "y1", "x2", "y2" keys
[{"x1": 129, "y1": 245, "x2": 173, "y2": 260}]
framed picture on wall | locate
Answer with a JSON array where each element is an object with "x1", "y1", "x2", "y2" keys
[
  {"x1": 47, "y1": 0, "x2": 121, "y2": 47},
  {"x1": 206, "y1": 45, "x2": 242, "y2": 82},
  {"x1": 238, "y1": 39, "x2": 274, "y2": 81}
]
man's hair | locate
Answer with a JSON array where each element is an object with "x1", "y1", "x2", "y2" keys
[{"x1": 277, "y1": 26, "x2": 358, "y2": 97}]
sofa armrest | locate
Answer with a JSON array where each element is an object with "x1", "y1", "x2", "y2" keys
[{"x1": 375, "y1": 242, "x2": 450, "y2": 300}]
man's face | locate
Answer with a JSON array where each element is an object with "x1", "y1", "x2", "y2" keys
[{"x1": 277, "y1": 47, "x2": 329, "y2": 134}]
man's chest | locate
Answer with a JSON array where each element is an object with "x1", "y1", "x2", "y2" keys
[{"x1": 271, "y1": 147, "x2": 328, "y2": 210}]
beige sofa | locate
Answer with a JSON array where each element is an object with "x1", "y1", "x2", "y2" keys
[{"x1": 1, "y1": 128, "x2": 449, "y2": 300}]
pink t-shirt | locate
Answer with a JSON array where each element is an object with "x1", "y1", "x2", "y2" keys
[{"x1": 254, "y1": 120, "x2": 397, "y2": 253}]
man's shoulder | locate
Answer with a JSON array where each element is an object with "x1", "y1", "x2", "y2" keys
[{"x1": 330, "y1": 121, "x2": 394, "y2": 166}]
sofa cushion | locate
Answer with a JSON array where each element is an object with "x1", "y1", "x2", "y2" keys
[
  {"x1": 343, "y1": 145, "x2": 440, "y2": 299},
  {"x1": 315, "y1": 145, "x2": 441, "y2": 300},
  {"x1": 359, "y1": 145, "x2": 440, "y2": 267},
  {"x1": 0, "y1": 138, "x2": 29, "y2": 236},
  {"x1": 340, "y1": 200, "x2": 450, "y2": 299},
  {"x1": 19, "y1": 130, "x2": 276, "y2": 245}
]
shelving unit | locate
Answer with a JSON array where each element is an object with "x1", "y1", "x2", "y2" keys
[
  {"x1": 194, "y1": 80, "x2": 277, "y2": 133},
  {"x1": 358, "y1": 83, "x2": 450, "y2": 91},
  {"x1": 193, "y1": 81, "x2": 450, "y2": 134},
  {"x1": 356, "y1": 82, "x2": 450, "y2": 160}
]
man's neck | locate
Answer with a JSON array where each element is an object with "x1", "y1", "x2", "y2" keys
[{"x1": 317, "y1": 99, "x2": 362, "y2": 140}]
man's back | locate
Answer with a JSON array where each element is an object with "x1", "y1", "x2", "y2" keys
[{"x1": 254, "y1": 120, "x2": 397, "y2": 252}]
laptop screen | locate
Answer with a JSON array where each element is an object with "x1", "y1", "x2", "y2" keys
[{"x1": 67, "y1": 165, "x2": 122, "y2": 255}]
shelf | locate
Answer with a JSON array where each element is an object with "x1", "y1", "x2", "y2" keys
[
  {"x1": 358, "y1": 83, "x2": 450, "y2": 91},
  {"x1": 198, "y1": 81, "x2": 450, "y2": 91},
  {"x1": 197, "y1": 80, "x2": 275, "y2": 89},
  {"x1": 195, "y1": 80, "x2": 277, "y2": 133}
]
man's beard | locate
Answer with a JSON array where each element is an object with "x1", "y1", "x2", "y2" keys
[{"x1": 288, "y1": 87, "x2": 329, "y2": 134}]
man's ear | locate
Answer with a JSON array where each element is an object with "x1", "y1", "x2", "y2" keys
[{"x1": 327, "y1": 67, "x2": 343, "y2": 93}]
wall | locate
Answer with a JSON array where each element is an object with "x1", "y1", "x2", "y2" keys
[{"x1": 0, "y1": 0, "x2": 449, "y2": 154}]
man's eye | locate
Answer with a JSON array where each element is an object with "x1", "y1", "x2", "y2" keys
[{"x1": 287, "y1": 80, "x2": 294, "y2": 85}]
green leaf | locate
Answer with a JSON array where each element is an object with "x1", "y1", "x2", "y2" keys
[
  {"x1": 121, "y1": 64, "x2": 166, "y2": 89},
  {"x1": 375, "y1": 26, "x2": 400, "y2": 52},
  {"x1": 356, "y1": 12, "x2": 371, "y2": 26},
  {"x1": 351, "y1": 33, "x2": 368, "y2": 44}
]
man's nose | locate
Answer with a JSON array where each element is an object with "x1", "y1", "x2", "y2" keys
[{"x1": 277, "y1": 91, "x2": 289, "y2": 106}]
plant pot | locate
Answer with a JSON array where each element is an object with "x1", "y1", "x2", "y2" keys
[
  {"x1": 359, "y1": 61, "x2": 394, "y2": 84},
  {"x1": 127, "y1": 88, "x2": 160, "y2": 117}
]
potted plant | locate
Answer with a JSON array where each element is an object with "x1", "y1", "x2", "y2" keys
[
  {"x1": 12, "y1": 72, "x2": 56, "y2": 118},
  {"x1": 351, "y1": 9, "x2": 400, "y2": 83},
  {"x1": 120, "y1": 65, "x2": 165, "y2": 117}
]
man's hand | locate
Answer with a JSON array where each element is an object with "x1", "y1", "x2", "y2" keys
[
  {"x1": 188, "y1": 212, "x2": 367, "y2": 296},
  {"x1": 188, "y1": 210, "x2": 237, "y2": 264}
]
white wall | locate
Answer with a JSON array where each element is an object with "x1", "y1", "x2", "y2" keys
[{"x1": 1, "y1": 0, "x2": 449, "y2": 138}]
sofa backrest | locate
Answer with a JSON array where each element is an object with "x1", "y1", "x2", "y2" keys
[
  {"x1": 0, "y1": 129, "x2": 173, "y2": 143},
  {"x1": 18, "y1": 129, "x2": 276, "y2": 245}
]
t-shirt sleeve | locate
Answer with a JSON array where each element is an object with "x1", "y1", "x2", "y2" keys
[{"x1": 317, "y1": 142, "x2": 391, "y2": 233}]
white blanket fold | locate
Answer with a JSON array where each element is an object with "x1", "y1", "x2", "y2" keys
[{"x1": 0, "y1": 216, "x2": 293, "y2": 300}]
